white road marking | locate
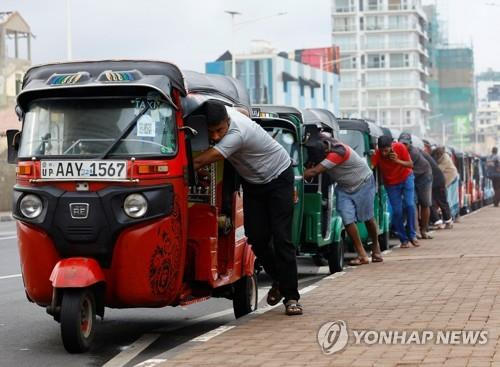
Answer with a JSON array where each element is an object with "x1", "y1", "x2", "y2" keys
[
  {"x1": 133, "y1": 359, "x2": 167, "y2": 367},
  {"x1": 0, "y1": 274, "x2": 21, "y2": 280},
  {"x1": 0, "y1": 236, "x2": 17, "y2": 241},
  {"x1": 102, "y1": 334, "x2": 161, "y2": 367},
  {"x1": 324, "y1": 271, "x2": 346, "y2": 280},
  {"x1": 191, "y1": 325, "x2": 235, "y2": 342}
]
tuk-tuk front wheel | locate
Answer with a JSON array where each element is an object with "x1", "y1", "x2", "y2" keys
[
  {"x1": 60, "y1": 289, "x2": 96, "y2": 353},
  {"x1": 233, "y1": 274, "x2": 258, "y2": 318},
  {"x1": 379, "y1": 230, "x2": 390, "y2": 252},
  {"x1": 328, "y1": 239, "x2": 345, "y2": 274}
]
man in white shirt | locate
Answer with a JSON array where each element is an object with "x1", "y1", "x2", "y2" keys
[{"x1": 193, "y1": 100, "x2": 302, "y2": 316}]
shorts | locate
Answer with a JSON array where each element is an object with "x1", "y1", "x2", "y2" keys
[
  {"x1": 415, "y1": 175, "x2": 432, "y2": 207},
  {"x1": 335, "y1": 174, "x2": 375, "y2": 225}
]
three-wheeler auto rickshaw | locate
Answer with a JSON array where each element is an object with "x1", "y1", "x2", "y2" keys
[
  {"x1": 251, "y1": 105, "x2": 345, "y2": 273},
  {"x1": 336, "y1": 118, "x2": 391, "y2": 251},
  {"x1": 6, "y1": 61, "x2": 257, "y2": 353},
  {"x1": 480, "y1": 156, "x2": 495, "y2": 205},
  {"x1": 454, "y1": 150, "x2": 472, "y2": 215}
]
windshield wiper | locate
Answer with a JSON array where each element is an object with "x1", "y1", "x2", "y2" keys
[{"x1": 100, "y1": 105, "x2": 151, "y2": 159}]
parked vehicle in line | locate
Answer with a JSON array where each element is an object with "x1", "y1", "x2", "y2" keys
[
  {"x1": 252, "y1": 105, "x2": 345, "y2": 273},
  {"x1": 7, "y1": 62, "x2": 257, "y2": 353},
  {"x1": 481, "y1": 156, "x2": 495, "y2": 205},
  {"x1": 337, "y1": 118, "x2": 392, "y2": 251}
]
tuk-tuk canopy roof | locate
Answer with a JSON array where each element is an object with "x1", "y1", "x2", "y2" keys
[
  {"x1": 337, "y1": 118, "x2": 384, "y2": 138},
  {"x1": 17, "y1": 60, "x2": 187, "y2": 109},
  {"x1": 301, "y1": 108, "x2": 339, "y2": 134},
  {"x1": 251, "y1": 104, "x2": 303, "y2": 121},
  {"x1": 182, "y1": 71, "x2": 250, "y2": 117}
]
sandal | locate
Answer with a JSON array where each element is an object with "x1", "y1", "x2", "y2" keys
[
  {"x1": 285, "y1": 300, "x2": 303, "y2": 316},
  {"x1": 400, "y1": 242, "x2": 410, "y2": 248},
  {"x1": 348, "y1": 257, "x2": 370, "y2": 266},
  {"x1": 420, "y1": 232, "x2": 433, "y2": 240},
  {"x1": 372, "y1": 253, "x2": 384, "y2": 263},
  {"x1": 266, "y1": 282, "x2": 282, "y2": 306},
  {"x1": 410, "y1": 238, "x2": 420, "y2": 247}
]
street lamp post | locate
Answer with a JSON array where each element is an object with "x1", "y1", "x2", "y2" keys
[
  {"x1": 225, "y1": 10, "x2": 241, "y2": 78},
  {"x1": 224, "y1": 11, "x2": 287, "y2": 79}
]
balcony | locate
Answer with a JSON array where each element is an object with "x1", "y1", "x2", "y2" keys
[
  {"x1": 333, "y1": 25, "x2": 357, "y2": 32},
  {"x1": 335, "y1": 6, "x2": 356, "y2": 13}
]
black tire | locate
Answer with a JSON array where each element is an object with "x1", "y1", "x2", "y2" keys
[
  {"x1": 328, "y1": 239, "x2": 345, "y2": 274},
  {"x1": 379, "y1": 230, "x2": 390, "y2": 252},
  {"x1": 60, "y1": 289, "x2": 96, "y2": 353},
  {"x1": 233, "y1": 274, "x2": 258, "y2": 318}
]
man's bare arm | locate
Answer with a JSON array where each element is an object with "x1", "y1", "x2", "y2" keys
[
  {"x1": 193, "y1": 148, "x2": 225, "y2": 170},
  {"x1": 304, "y1": 163, "x2": 328, "y2": 180}
]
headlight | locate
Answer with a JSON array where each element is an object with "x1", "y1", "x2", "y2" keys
[
  {"x1": 20, "y1": 194, "x2": 43, "y2": 219},
  {"x1": 123, "y1": 193, "x2": 148, "y2": 218}
]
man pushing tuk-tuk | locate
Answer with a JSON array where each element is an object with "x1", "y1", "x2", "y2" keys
[
  {"x1": 193, "y1": 100, "x2": 303, "y2": 316},
  {"x1": 303, "y1": 136, "x2": 384, "y2": 265}
]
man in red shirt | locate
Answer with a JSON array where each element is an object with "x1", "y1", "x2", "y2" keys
[{"x1": 372, "y1": 135, "x2": 419, "y2": 248}]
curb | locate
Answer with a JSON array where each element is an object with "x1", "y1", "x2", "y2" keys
[{"x1": 0, "y1": 213, "x2": 13, "y2": 222}]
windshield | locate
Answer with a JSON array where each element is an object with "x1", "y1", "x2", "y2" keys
[
  {"x1": 338, "y1": 129, "x2": 365, "y2": 157},
  {"x1": 18, "y1": 95, "x2": 176, "y2": 158},
  {"x1": 264, "y1": 127, "x2": 299, "y2": 165}
]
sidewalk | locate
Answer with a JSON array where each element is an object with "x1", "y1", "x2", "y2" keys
[{"x1": 159, "y1": 206, "x2": 500, "y2": 367}]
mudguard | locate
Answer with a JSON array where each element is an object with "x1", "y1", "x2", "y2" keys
[
  {"x1": 49, "y1": 257, "x2": 105, "y2": 288},
  {"x1": 242, "y1": 244, "x2": 256, "y2": 277}
]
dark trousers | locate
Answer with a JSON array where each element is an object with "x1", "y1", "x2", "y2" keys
[
  {"x1": 430, "y1": 185, "x2": 452, "y2": 223},
  {"x1": 242, "y1": 165, "x2": 299, "y2": 302},
  {"x1": 494, "y1": 178, "x2": 500, "y2": 206}
]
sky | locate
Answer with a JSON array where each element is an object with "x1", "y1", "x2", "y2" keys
[{"x1": 2, "y1": 0, "x2": 500, "y2": 73}]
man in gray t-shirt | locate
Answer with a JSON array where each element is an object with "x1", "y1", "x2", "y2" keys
[
  {"x1": 193, "y1": 100, "x2": 302, "y2": 316},
  {"x1": 304, "y1": 137, "x2": 383, "y2": 265}
]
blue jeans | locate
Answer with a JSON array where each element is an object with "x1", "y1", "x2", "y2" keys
[{"x1": 386, "y1": 173, "x2": 416, "y2": 244}]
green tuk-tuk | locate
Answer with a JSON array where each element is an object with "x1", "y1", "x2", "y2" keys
[
  {"x1": 252, "y1": 106, "x2": 345, "y2": 273},
  {"x1": 337, "y1": 118, "x2": 391, "y2": 251}
]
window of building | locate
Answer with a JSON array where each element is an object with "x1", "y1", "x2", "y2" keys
[
  {"x1": 367, "y1": 54, "x2": 386, "y2": 68},
  {"x1": 336, "y1": 0, "x2": 354, "y2": 12},
  {"x1": 300, "y1": 83, "x2": 305, "y2": 97},
  {"x1": 330, "y1": 85, "x2": 334, "y2": 103},
  {"x1": 368, "y1": 0, "x2": 382, "y2": 11},
  {"x1": 366, "y1": 16, "x2": 384, "y2": 30},
  {"x1": 283, "y1": 81, "x2": 288, "y2": 93}
]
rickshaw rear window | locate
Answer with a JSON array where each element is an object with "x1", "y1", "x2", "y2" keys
[
  {"x1": 338, "y1": 129, "x2": 365, "y2": 157},
  {"x1": 18, "y1": 95, "x2": 177, "y2": 158}
]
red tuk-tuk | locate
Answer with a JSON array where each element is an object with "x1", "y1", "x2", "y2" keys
[{"x1": 6, "y1": 61, "x2": 257, "y2": 353}]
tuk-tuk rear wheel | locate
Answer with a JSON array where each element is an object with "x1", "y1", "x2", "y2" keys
[
  {"x1": 379, "y1": 230, "x2": 390, "y2": 252},
  {"x1": 328, "y1": 239, "x2": 345, "y2": 274},
  {"x1": 60, "y1": 289, "x2": 96, "y2": 353},
  {"x1": 233, "y1": 274, "x2": 258, "y2": 318}
]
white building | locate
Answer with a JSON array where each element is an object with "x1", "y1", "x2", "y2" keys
[
  {"x1": 477, "y1": 101, "x2": 500, "y2": 150},
  {"x1": 332, "y1": 0, "x2": 430, "y2": 135},
  {"x1": 0, "y1": 11, "x2": 32, "y2": 108}
]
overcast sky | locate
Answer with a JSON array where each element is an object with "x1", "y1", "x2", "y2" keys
[{"x1": 2, "y1": 0, "x2": 500, "y2": 73}]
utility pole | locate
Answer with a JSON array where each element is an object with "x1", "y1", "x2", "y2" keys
[
  {"x1": 225, "y1": 11, "x2": 241, "y2": 78},
  {"x1": 66, "y1": 0, "x2": 72, "y2": 60}
]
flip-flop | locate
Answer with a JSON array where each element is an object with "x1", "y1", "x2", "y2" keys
[
  {"x1": 372, "y1": 253, "x2": 384, "y2": 263},
  {"x1": 400, "y1": 242, "x2": 410, "y2": 248},
  {"x1": 410, "y1": 238, "x2": 421, "y2": 247},
  {"x1": 348, "y1": 257, "x2": 370, "y2": 266},
  {"x1": 285, "y1": 300, "x2": 303, "y2": 316}
]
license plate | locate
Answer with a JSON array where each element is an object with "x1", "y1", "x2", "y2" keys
[{"x1": 41, "y1": 160, "x2": 127, "y2": 180}]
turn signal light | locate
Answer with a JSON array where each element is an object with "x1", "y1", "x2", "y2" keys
[
  {"x1": 137, "y1": 165, "x2": 168, "y2": 175},
  {"x1": 17, "y1": 164, "x2": 33, "y2": 176}
]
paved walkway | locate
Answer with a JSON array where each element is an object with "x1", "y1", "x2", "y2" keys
[{"x1": 159, "y1": 206, "x2": 500, "y2": 367}]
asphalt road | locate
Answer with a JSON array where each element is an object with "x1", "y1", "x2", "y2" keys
[{"x1": 0, "y1": 220, "x2": 337, "y2": 367}]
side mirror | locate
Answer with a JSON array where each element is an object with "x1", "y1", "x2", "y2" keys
[
  {"x1": 15, "y1": 105, "x2": 24, "y2": 121},
  {"x1": 6, "y1": 129, "x2": 21, "y2": 164}
]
